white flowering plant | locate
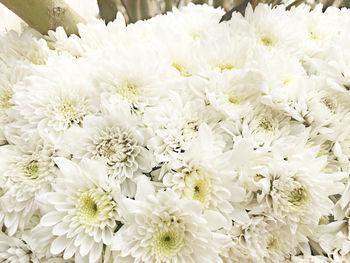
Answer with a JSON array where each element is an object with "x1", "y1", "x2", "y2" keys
[{"x1": 0, "y1": 2, "x2": 350, "y2": 263}]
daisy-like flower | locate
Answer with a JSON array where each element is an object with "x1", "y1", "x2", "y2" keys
[
  {"x1": 9, "y1": 53, "x2": 99, "y2": 143},
  {"x1": 250, "y1": 144, "x2": 345, "y2": 234},
  {"x1": 0, "y1": 232, "x2": 40, "y2": 263},
  {"x1": 244, "y1": 4, "x2": 305, "y2": 55},
  {"x1": 0, "y1": 137, "x2": 57, "y2": 236},
  {"x1": 224, "y1": 216, "x2": 298, "y2": 263},
  {"x1": 91, "y1": 46, "x2": 178, "y2": 116},
  {"x1": 206, "y1": 69, "x2": 266, "y2": 120},
  {"x1": 163, "y1": 124, "x2": 237, "y2": 222},
  {"x1": 221, "y1": 104, "x2": 296, "y2": 149},
  {"x1": 35, "y1": 158, "x2": 122, "y2": 263},
  {"x1": 112, "y1": 177, "x2": 227, "y2": 263},
  {"x1": 63, "y1": 107, "x2": 154, "y2": 185},
  {"x1": 144, "y1": 96, "x2": 226, "y2": 163}
]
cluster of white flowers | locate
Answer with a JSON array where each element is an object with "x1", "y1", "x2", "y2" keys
[{"x1": 1, "y1": 3, "x2": 350, "y2": 263}]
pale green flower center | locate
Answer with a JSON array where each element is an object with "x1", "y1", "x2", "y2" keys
[
  {"x1": 267, "y1": 237, "x2": 278, "y2": 250},
  {"x1": 152, "y1": 224, "x2": 184, "y2": 261},
  {"x1": 118, "y1": 81, "x2": 142, "y2": 103},
  {"x1": 288, "y1": 187, "x2": 307, "y2": 206},
  {"x1": 310, "y1": 31, "x2": 318, "y2": 40},
  {"x1": 215, "y1": 63, "x2": 235, "y2": 72},
  {"x1": 183, "y1": 170, "x2": 212, "y2": 208},
  {"x1": 259, "y1": 116, "x2": 274, "y2": 131},
  {"x1": 51, "y1": 97, "x2": 89, "y2": 130},
  {"x1": 172, "y1": 62, "x2": 191, "y2": 77},
  {"x1": 23, "y1": 159, "x2": 40, "y2": 179},
  {"x1": 259, "y1": 34, "x2": 275, "y2": 47},
  {"x1": 77, "y1": 189, "x2": 115, "y2": 226},
  {"x1": 321, "y1": 97, "x2": 337, "y2": 114},
  {"x1": 181, "y1": 121, "x2": 200, "y2": 142},
  {"x1": 227, "y1": 93, "x2": 244, "y2": 104}
]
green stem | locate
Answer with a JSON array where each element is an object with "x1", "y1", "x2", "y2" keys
[
  {"x1": 97, "y1": 0, "x2": 119, "y2": 23},
  {"x1": 0, "y1": 0, "x2": 85, "y2": 35},
  {"x1": 121, "y1": 0, "x2": 139, "y2": 23},
  {"x1": 213, "y1": 0, "x2": 230, "y2": 9},
  {"x1": 191, "y1": 0, "x2": 209, "y2": 3},
  {"x1": 164, "y1": 0, "x2": 173, "y2": 12}
]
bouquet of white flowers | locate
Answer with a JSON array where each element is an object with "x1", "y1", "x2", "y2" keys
[{"x1": 0, "y1": 3, "x2": 350, "y2": 263}]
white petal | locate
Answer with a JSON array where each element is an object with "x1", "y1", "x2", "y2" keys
[
  {"x1": 102, "y1": 228, "x2": 113, "y2": 245},
  {"x1": 204, "y1": 210, "x2": 229, "y2": 231},
  {"x1": 51, "y1": 235, "x2": 69, "y2": 255},
  {"x1": 41, "y1": 211, "x2": 65, "y2": 227},
  {"x1": 80, "y1": 236, "x2": 95, "y2": 257},
  {"x1": 63, "y1": 239, "x2": 77, "y2": 260},
  {"x1": 53, "y1": 222, "x2": 70, "y2": 236},
  {"x1": 89, "y1": 242, "x2": 102, "y2": 263}
]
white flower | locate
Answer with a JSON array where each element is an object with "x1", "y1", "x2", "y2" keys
[
  {"x1": 163, "y1": 124, "x2": 236, "y2": 222},
  {"x1": 206, "y1": 69, "x2": 267, "y2": 120},
  {"x1": 225, "y1": 216, "x2": 298, "y2": 262},
  {"x1": 0, "y1": 232, "x2": 40, "y2": 263},
  {"x1": 251, "y1": 145, "x2": 345, "y2": 234},
  {"x1": 0, "y1": 138, "x2": 57, "y2": 236},
  {"x1": 244, "y1": 4, "x2": 306, "y2": 54},
  {"x1": 112, "y1": 178, "x2": 227, "y2": 263},
  {"x1": 63, "y1": 108, "x2": 154, "y2": 184},
  {"x1": 91, "y1": 46, "x2": 178, "y2": 116},
  {"x1": 144, "y1": 96, "x2": 226, "y2": 162},
  {"x1": 9, "y1": 54, "x2": 99, "y2": 143},
  {"x1": 35, "y1": 158, "x2": 122, "y2": 263}
]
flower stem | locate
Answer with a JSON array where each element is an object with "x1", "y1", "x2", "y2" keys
[
  {"x1": 0, "y1": 0, "x2": 85, "y2": 35},
  {"x1": 97, "y1": 0, "x2": 119, "y2": 23}
]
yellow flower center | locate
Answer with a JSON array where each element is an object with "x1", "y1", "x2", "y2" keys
[
  {"x1": 215, "y1": 63, "x2": 235, "y2": 72},
  {"x1": 183, "y1": 170, "x2": 212, "y2": 208},
  {"x1": 172, "y1": 62, "x2": 191, "y2": 77},
  {"x1": 118, "y1": 81, "x2": 142, "y2": 103},
  {"x1": 77, "y1": 189, "x2": 116, "y2": 226},
  {"x1": 259, "y1": 34, "x2": 275, "y2": 47},
  {"x1": 152, "y1": 224, "x2": 184, "y2": 261}
]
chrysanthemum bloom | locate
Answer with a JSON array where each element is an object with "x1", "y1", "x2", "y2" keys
[
  {"x1": 0, "y1": 138, "x2": 57, "y2": 235},
  {"x1": 63, "y1": 108, "x2": 154, "y2": 193},
  {"x1": 9, "y1": 54, "x2": 100, "y2": 145},
  {"x1": 163, "y1": 124, "x2": 238, "y2": 222},
  {"x1": 112, "y1": 177, "x2": 227, "y2": 263},
  {"x1": 35, "y1": 158, "x2": 122, "y2": 263}
]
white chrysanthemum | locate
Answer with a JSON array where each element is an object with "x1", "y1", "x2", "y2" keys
[
  {"x1": 163, "y1": 124, "x2": 236, "y2": 220},
  {"x1": 304, "y1": 81, "x2": 350, "y2": 132},
  {"x1": 206, "y1": 69, "x2": 266, "y2": 120},
  {"x1": 9, "y1": 54, "x2": 99, "y2": 143},
  {"x1": 224, "y1": 216, "x2": 298, "y2": 263},
  {"x1": 0, "y1": 232, "x2": 40, "y2": 263},
  {"x1": 250, "y1": 145, "x2": 345, "y2": 234},
  {"x1": 112, "y1": 178, "x2": 227, "y2": 263},
  {"x1": 0, "y1": 28, "x2": 53, "y2": 65},
  {"x1": 144, "y1": 96, "x2": 226, "y2": 162},
  {"x1": 221, "y1": 104, "x2": 297, "y2": 149},
  {"x1": 47, "y1": 13, "x2": 127, "y2": 57},
  {"x1": 0, "y1": 138, "x2": 57, "y2": 236},
  {"x1": 64, "y1": 108, "x2": 154, "y2": 184},
  {"x1": 91, "y1": 46, "x2": 178, "y2": 116},
  {"x1": 36, "y1": 158, "x2": 122, "y2": 263},
  {"x1": 244, "y1": 4, "x2": 305, "y2": 54}
]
